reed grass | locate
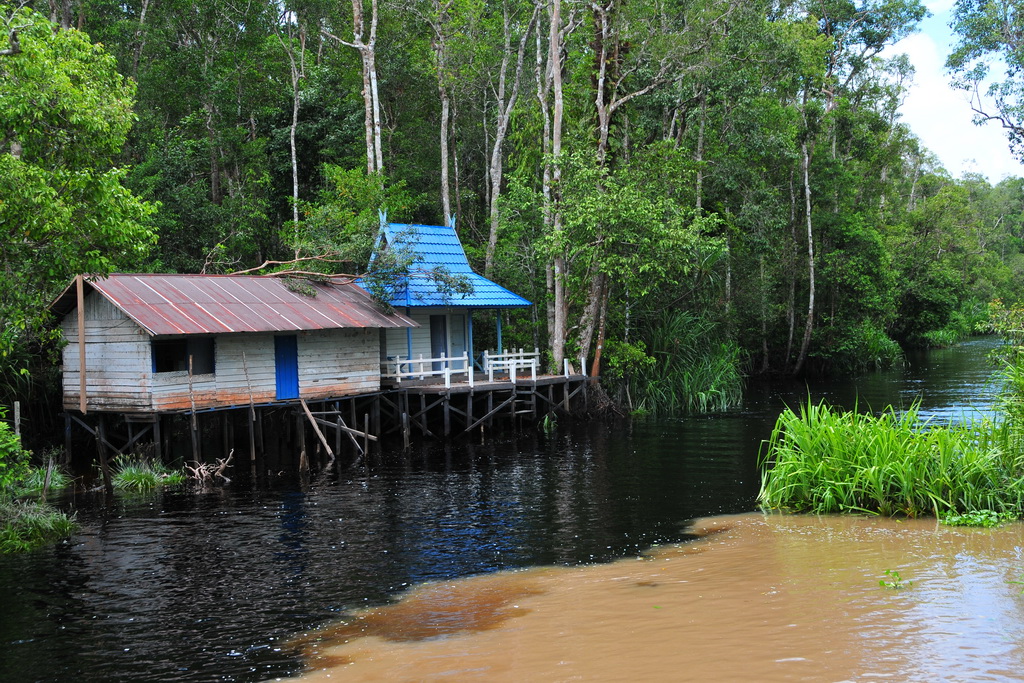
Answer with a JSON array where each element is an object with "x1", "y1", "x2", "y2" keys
[
  {"x1": 0, "y1": 499, "x2": 77, "y2": 552},
  {"x1": 112, "y1": 458, "x2": 186, "y2": 491},
  {"x1": 628, "y1": 310, "x2": 744, "y2": 415},
  {"x1": 758, "y1": 401, "x2": 1024, "y2": 517},
  {"x1": 17, "y1": 466, "x2": 72, "y2": 494}
]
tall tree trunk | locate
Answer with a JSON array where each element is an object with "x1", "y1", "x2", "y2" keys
[
  {"x1": 695, "y1": 88, "x2": 706, "y2": 212},
  {"x1": 793, "y1": 139, "x2": 816, "y2": 374},
  {"x1": 439, "y1": 90, "x2": 451, "y2": 220},
  {"x1": 326, "y1": 0, "x2": 382, "y2": 174},
  {"x1": 548, "y1": 0, "x2": 567, "y2": 371},
  {"x1": 484, "y1": 2, "x2": 536, "y2": 275},
  {"x1": 276, "y1": 12, "x2": 307, "y2": 258}
]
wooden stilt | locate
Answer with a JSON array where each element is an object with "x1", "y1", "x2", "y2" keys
[
  {"x1": 153, "y1": 415, "x2": 163, "y2": 463},
  {"x1": 402, "y1": 411, "x2": 410, "y2": 450},
  {"x1": 297, "y1": 412, "x2": 309, "y2": 473},
  {"x1": 96, "y1": 415, "x2": 113, "y2": 495},
  {"x1": 372, "y1": 396, "x2": 381, "y2": 447},
  {"x1": 419, "y1": 394, "x2": 427, "y2": 436},
  {"x1": 248, "y1": 408, "x2": 257, "y2": 479},
  {"x1": 363, "y1": 413, "x2": 370, "y2": 455},
  {"x1": 189, "y1": 411, "x2": 200, "y2": 463},
  {"x1": 64, "y1": 413, "x2": 72, "y2": 466},
  {"x1": 443, "y1": 393, "x2": 451, "y2": 436}
]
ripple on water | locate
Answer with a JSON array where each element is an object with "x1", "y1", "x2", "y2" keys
[{"x1": 293, "y1": 514, "x2": 1024, "y2": 683}]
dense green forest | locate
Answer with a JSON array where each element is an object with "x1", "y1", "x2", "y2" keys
[{"x1": 4, "y1": 0, "x2": 1024, "y2": 432}]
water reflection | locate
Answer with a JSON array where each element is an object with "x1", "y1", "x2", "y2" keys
[{"x1": 0, "y1": 338, "x2": 1008, "y2": 682}]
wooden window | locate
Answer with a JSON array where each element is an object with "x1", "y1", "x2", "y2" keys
[{"x1": 152, "y1": 338, "x2": 215, "y2": 374}]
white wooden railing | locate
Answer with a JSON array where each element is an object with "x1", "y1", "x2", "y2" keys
[
  {"x1": 482, "y1": 348, "x2": 540, "y2": 383},
  {"x1": 382, "y1": 353, "x2": 474, "y2": 388}
]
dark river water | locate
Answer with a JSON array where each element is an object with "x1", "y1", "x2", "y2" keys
[{"x1": 0, "y1": 338, "x2": 1004, "y2": 682}]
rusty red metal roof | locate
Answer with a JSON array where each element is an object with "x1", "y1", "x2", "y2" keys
[{"x1": 52, "y1": 274, "x2": 417, "y2": 336}]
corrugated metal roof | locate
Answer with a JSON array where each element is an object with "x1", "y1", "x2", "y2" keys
[
  {"x1": 51, "y1": 274, "x2": 417, "y2": 336},
  {"x1": 372, "y1": 223, "x2": 532, "y2": 308}
]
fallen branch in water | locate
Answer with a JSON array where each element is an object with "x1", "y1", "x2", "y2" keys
[{"x1": 185, "y1": 450, "x2": 234, "y2": 486}]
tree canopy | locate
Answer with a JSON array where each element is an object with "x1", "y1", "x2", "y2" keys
[{"x1": 4, "y1": 0, "x2": 1024, "y2": 424}]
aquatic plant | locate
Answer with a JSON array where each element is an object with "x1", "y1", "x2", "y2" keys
[
  {"x1": 758, "y1": 400, "x2": 1024, "y2": 518},
  {"x1": 112, "y1": 457, "x2": 185, "y2": 491},
  {"x1": 880, "y1": 569, "x2": 911, "y2": 590},
  {"x1": 0, "y1": 499, "x2": 77, "y2": 552},
  {"x1": 940, "y1": 509, "x2": 1016, "y2": 527}
]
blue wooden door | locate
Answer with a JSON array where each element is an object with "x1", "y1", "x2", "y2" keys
[{"x1": 275, "y1": 335, "x2": 299, "y2": 400}]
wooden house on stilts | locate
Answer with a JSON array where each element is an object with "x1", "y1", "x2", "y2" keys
[{"x1": 51, "y1": 227, "x2": 588, "y2": 482}]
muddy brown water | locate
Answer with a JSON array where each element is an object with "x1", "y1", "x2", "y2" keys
[
  {"x1": 0, "y1": 338, "x2": 1015, "y2": 682},
  {"x1": 292, "y1": 514, "x2": 1024, "y2": 682}
]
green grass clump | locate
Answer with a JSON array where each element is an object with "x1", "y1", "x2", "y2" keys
[
  {"x1": 940, "y1": 509, "x2": 1016, "y2": 527},
  {"x1": 0, "y1": 499, "x2": 77, "y2": 552},
  {"x1": 112, "y1": 458, "x2": 185, "y2": 491},
  {"x1": 759, "y1": 400, "x2": 1024, "y2": 518},
  {"x1": 16, "y1": 466, "x2": 73, "y2": 494}
]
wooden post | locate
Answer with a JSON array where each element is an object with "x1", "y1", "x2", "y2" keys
[
  {"x1": 64, "y1": 413, "x2": 72, "y2": 465},
  {"x1": 419, "y1": 394, "x2": 427, "y2": 436},
  {"x1": 335, "y1": 415, "x2": 343, "y2": 458},
  {"x1": 372, "y1": 396, "x2": 381, "y2": 445},
  {"x1": 96, "y1": 415, "x2": 113, "y2": 495},
  {"x1": 443, "y1": 393, "x2": 451, "y2": 436},
  {"x1": 153, "y1": 416, "x2": 163, "y2": 462},
  {"x1": 13, "y1": 401, "x2": 20, "y2": 438},
  {"x1": 363, "y1": 413, "x2": 370, "y2": 455},
  {"x1": 247, "y1": 408, "x2": 256, "y2": 479},
  {"x1": 190, "y1": 412, "x2": 200, "y2": 463},
  {"x1": 297, "y1": 412, "x2": 309, "y2": 473},
  {"x1": 402, "y1": 411, "x2": 410, "y2": 450},
  {"x1": 77, "y1": 274, "x2": 87, "y2": 414}
]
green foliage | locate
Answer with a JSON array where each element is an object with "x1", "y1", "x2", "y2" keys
[
  {"x1": 0, "y1": 499, "x2": 76, "y2": 553},
  {"x1": 111, "y1": 458, "x2": 185, "y2": 491},
  {"x1": 622, "y1": 310, "x2": 744, "y2": 415},
  {"x1": 948, "y1": 0, "x2": 1024, "y2": 158},
  {"x1": 941, "y1": 509, "x2": 1017, "y2": 528},
  {"x1": 759, "y1": 401, "x2": 1024, "y2": 517},
  {"x1": 0, "y1": 4, "x2": 156, "y2": 397},
  {"x1": 0, "y1": 409, "x2": 29, "y2": 494},
  {"x1": 16, "y1": 465, "x2": 72, "y2": 495}
]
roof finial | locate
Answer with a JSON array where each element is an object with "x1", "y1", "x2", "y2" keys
[
  {"x1": 378, "y1": 209, "x2": 388, "y2": 229},
  {"x1": 447, "y1": 213, "x2": 456, "y2": 231}
]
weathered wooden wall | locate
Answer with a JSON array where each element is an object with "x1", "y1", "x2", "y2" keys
[
  {"x1": 62, "y1": 292, "x2": 387, "y2": 413},
  {"x1": 61, "y1": 292, "x2": 153, "y2": 411},
  {"x1": 383, "y1": 308, "x2": 466, "y2": 361}
]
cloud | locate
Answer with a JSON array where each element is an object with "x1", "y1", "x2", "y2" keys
[{"x1": 886, "y1": 12, "x2": 1023, "y2": 181}]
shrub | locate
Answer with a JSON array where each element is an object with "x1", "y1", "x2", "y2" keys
[
  {"x1": 0, "y1": 408, "x2": 30, "y2": 494},
  {"x1": 0, "y1": 499, "x2": 77, "y2": 552}
]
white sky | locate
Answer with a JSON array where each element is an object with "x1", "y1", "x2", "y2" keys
[{"x1": 887, "y1": 0, "x2": 1024, "y2": 181}]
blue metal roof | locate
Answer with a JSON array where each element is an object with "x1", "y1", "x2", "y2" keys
[{"x1": 369, "y1": 223, "x2": 532, "y2": 308}]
